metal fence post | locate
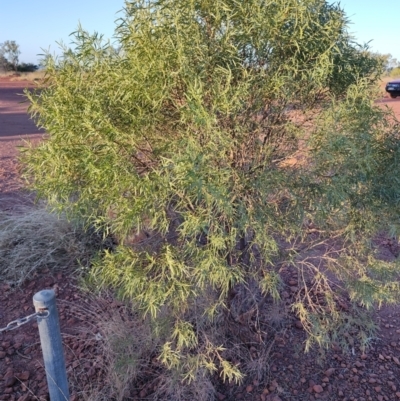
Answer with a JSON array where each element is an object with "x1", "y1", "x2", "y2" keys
[{"x1": 33, "y1": 289, "x2": 70, "y2": 401}]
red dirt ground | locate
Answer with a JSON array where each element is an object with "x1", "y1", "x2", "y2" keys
[{"x1": 1, "y1": 78, "x2": 400, "y2": 401}]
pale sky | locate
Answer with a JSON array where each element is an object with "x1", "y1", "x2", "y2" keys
[{"x1": 0, "y1": 1, "x2": 399, "y2": 65}]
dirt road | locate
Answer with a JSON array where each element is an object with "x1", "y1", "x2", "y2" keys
[{"x1": 0, "y1": 81, "x2": 43, "y2": 193}]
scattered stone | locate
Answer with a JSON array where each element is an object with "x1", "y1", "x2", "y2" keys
[
  {"x1": 313, "y1": 385, "x2": 323, "y2": 393},
  {"x1": 17, "y1": 371, "x2": 30, "y2": 381},
  {"x1": 294, "y1": 320, "x2": 303, "y2": 329},
  {"x1": 324, "y1": 368, "x2": 335, "y2": 377},
  {"x1": 4, "y1": 377, "x2": 16, "y2": 387}
]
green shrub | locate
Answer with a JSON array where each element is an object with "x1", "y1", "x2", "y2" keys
[
  {"x1": 23, "y1": 0, "x2": 400, "y2": 384},
  {"x1": 17, "y1": 62, "x2": 39, "y2": 72}
]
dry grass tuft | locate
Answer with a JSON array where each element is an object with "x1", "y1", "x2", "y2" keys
[
  {"x1": 154, "y1": 370, "x2": 215, "y2": 401},
  {"x1": 0, "y1": 203, "x2": 97, "y2": 286},
  {"x1": 64, "y1": 292, "x2": 158, "y2": 400},
  {"x1": 96, "y1": 302, "x2": 158, "y2": 399},
  {"x1": 65, "y1": 290, "x2": 220, "y2": 401}
]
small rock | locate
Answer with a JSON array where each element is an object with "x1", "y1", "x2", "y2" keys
[
  {"x1": 294, "y1": 320, "x2": 303, "y2": 329},
  {"x1": 324, "y1": 368, "x2": 335, "y2": 377},
  {"x1": 17, "y1": 371, "x2": 30, "y2": 381},
  {"x1": 4, "y1": 376, "x2": 16, "y2": 387},
  {"x1": 6, "y1": 347, "x2": 15, "y2": 356},
  {"x1": 246, "y1": 385, "x2": 253, "y2": 393},
  {"x1": 313, "y1": 385, "x2": 323, "y2": 393}
]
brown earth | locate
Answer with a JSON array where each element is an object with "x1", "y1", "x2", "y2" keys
[{"x1": 1, "y1": 78, "x2": 400, "y2": 401}]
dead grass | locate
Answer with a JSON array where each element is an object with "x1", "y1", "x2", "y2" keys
[
  {"x1": 65, "y1": 292, "x2": 160, "y2": 400},
  {"x1": 0, "y1": 201, "x2": 97, "y2": 286}
]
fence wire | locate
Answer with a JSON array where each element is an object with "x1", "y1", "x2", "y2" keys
[{"x1": 0, "y1": 310, "x2": 49, "y2": 333}]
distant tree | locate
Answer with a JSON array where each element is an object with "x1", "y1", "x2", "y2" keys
[
  {"x1": 0, "y1": 40, "x2": 21, "y2": 71},
  {"x1": 17, "y1": 63, "x2": 39, "y2": 73},
  {"x1": 386, "y1": 55, "x2": 399, "y2": 72},
  {"x1": 375, "y1": 53, "x2": 400, "y2": 75},
  {"x1": 0, "y1": 54, "x2": 11, "y2": 72}
]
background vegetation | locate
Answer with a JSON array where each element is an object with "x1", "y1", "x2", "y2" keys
[
  {"x1": 0, "y1": 40, "x2": 38, "y2": 72},
  {"x1": 390, "y1": 67, "x2": 400, "y2": 78}
]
